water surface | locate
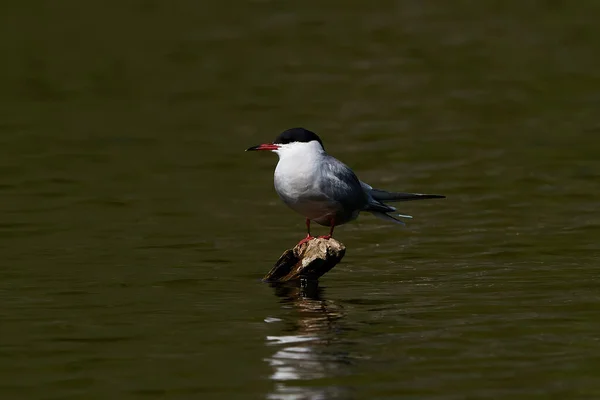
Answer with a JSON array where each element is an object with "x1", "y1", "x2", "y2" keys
[{"x1": 1, "y1": 1, "x2": 600, "y2": 399}]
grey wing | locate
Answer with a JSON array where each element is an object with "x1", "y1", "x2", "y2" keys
[
  {"x1": 360, "y1": 181, "x2": 396, "y2": 213},
  {"x1": 360, "y1": 181, "x2": 408, "y2": 224},
  {"x1": 317, "y1": 156, "x2": 369, "y2": 209}
]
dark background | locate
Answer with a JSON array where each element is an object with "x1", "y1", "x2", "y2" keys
[{"x1": 2, "y1": 1, "x2": 599, "y2": 399}]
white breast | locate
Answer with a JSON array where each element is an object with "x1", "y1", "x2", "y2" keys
[{"x1": 273, "y1": 141, "x2": 341, "y2": 222}]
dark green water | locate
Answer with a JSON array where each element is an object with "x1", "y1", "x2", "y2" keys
[{"x1": 2, "y1": 1, "x2": 600, "y2": 399}]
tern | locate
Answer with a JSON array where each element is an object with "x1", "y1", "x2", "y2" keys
[{"x1": 247, "y1": 128, "x2": 445, "y2": 243}]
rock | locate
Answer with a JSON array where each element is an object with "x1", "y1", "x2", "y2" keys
[{"x1": 262, "y1": 238, "x2": 346, "y2": 282}]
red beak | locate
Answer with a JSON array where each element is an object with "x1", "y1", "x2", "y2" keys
[{"x1": 246, "y1": 143, "x2": 280, "y2": 151}]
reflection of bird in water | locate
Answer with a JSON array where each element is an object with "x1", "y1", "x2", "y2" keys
[
  {"x1": 265, "y1": 281, "x2": 354, "y2": 400},
  {"x1": 272, "y1": 281, "x2": 344, "y2": 338}
]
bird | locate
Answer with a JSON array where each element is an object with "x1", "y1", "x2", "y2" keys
[{"x1": 246, "y1": 127, "x2": 445, "y2": 244}]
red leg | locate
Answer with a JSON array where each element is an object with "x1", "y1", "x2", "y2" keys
[
  {"x1": 318, "y1": 219, "x2": 335, "y2": 240},
  {"x1": 297, "y1": 218, "x2": 314, "y2": 245}
]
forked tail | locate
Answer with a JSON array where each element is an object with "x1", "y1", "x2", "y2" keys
[
  {"x1": 370, "y1": 189, "x2": 445, "y2": 202},
  {"x1": 361, "y1": 183, "x2": 445, "y2": 224}
]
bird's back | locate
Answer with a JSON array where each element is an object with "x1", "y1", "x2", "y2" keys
[{"x1": 318, "y1": 154, "x2": 368, "y2": 211}]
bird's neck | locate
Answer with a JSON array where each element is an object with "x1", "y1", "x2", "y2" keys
[
  {"x1": 277, "y1": 141, "x2": 325, "y2": 163},
  {"x1": 276, "y1": 148, "x2": 326, "y2": 179}
]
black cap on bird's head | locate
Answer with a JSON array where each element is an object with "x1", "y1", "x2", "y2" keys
[
  {"x1": 274, "y1": 128, "x2": 324, "y2": 148},
  {"x1": 246, "y1": 127, "x2": 324, "y2": 152}
]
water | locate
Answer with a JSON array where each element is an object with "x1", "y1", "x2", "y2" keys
[{"x1": 2, "y1": 1, "x2": 600, "y2": 399}]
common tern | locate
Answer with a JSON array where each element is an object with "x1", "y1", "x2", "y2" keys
[{"x1": 247, "y1": 128, "x2": 445, "y2": 243}]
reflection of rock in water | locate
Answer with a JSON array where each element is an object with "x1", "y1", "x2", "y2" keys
[
  {"x1": 265, "y1": 280, "x2": 354, "y2": 400},
  {"x1": 272, "y1": 281, "x2": 344, "y2": 338}
]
